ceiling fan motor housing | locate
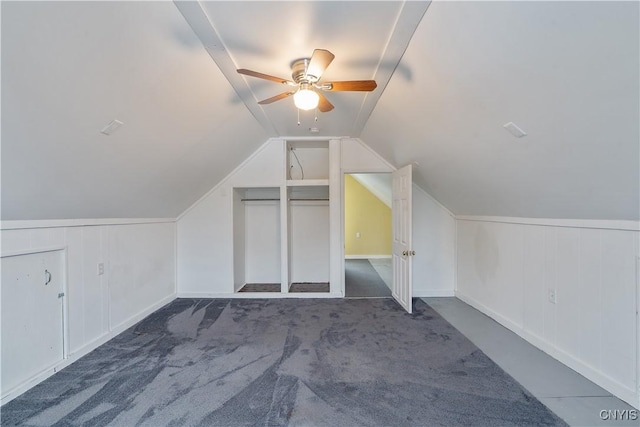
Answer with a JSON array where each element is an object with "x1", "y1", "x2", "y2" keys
[{"x1": 291, "y1": 58, "x2": 319, "y2": 84}]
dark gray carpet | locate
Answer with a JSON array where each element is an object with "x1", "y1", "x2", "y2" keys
[
  {"x1": 1, "y1": 298, "x2": 566, "y2": 426},
  {"x1": 238, "y1": 283, "x2": 280, "y2": 292},
  {"x1": 345, "y1": 259, "x2": 392, "y2": 297},
  {"x1": 289, "y1": 282, "x2": 329, "y2": 293}
]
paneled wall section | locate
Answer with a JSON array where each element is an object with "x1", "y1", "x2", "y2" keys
[
  {"x1": 0, "y1": 221, "x2": 176, "y2": 402},
  {"x1": 456, "y1": 219, "x2": 639, "y2": 407}
]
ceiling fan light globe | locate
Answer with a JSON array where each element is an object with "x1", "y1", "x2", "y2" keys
[{"x1": 293, "y1": 89, "x2": 319, "y2": 110}]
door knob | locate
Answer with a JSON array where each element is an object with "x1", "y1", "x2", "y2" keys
[
  {"x1": 411, "y1": 250, "x2": 416, "y2": 256},
  {"x1": 402, "y1": 250, "x2": 407, "y2": 256}
]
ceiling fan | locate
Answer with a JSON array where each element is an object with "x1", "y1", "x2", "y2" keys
[{"x1": 237, "y1": 49, "x2": 377, "y2": 112}]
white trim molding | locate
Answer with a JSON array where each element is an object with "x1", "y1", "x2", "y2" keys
[
  {"x1": 177, "y1": 292, "x2": 343, "y2": 299},
  {"x1": 415, "y1": 289, "x2": 455, "y2": 298},
  {"x1": 345, "y1": 255, "x2": 392, "y2": 260},
  {"x1": 455, "y1": 290, "x2": 639, "y2": 409},
  {"x1": 1, "y1": 218, "x2": 175, "y2": 230},
  {"x1": 455, "y1": 215, "x2": 640, "y2": 231}
]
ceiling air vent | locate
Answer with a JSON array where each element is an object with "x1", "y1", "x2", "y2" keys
[
  {"x1": 100, "y1": 119, "x2": 124, "y2": 136},
  {"x1": 503, "y1": 122, "x2": 527, "y2": 138}
]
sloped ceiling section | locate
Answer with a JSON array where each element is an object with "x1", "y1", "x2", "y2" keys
[
  {"x1": 3, "y1": 1, "x2": 638, "y2": 222},
  {"x1": 1, "y1": 1, "x2": 267, "y2": 220},
  {"x1": 362, "y1": 1, "x2": 640, "y2": 220},
  {"x1": 351, "y1": 174, "x2": 392, "y2": 208}
]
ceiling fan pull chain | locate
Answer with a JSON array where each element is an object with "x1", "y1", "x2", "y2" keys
[
  {"x1": 297, "y1": 108, "x2": 300, "y2": 126},
  {"x1": 315, "y1": 109, "x2": 318, "y2": 122}
]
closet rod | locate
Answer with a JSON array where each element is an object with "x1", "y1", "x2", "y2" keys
[{"x1": 241, "y1": 198, "x2": 329, "y2": 202}]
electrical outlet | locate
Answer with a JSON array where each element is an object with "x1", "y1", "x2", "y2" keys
[
  {"x1": 548, "y1": 288, "x2": 557, "y2": 304},
  {"x1": 356, "y1": 232, "x2": 361, "y2": 239},
  {"x1": 97, "y1": 263, "x2": 104, "y2": 276}
]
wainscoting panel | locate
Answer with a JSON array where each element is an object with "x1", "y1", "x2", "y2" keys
[{"x1": 456, "y1": 218, "x2": 639, "y2": 408}]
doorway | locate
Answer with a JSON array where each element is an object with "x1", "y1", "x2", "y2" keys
[{"x1": 343, "y1": 173, "x2": 392, "y2": 297}]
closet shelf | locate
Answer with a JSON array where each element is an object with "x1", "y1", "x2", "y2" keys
[
  {"x1": 241, "y1": 198, "x2": 328, "y2": 202},
  {"x1": 286, "y1": 179, "x2": 329, "y2": 187}
]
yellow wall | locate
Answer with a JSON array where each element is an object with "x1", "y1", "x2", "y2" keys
[{"x1": 344, "y1": 175, "x2": 391, "y2": 256}]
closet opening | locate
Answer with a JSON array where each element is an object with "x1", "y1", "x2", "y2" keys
[
  {"x1": 286, "y1": 139, "x2": 331, "y2": 293},
  {"x1": 287, "y1": 185, "x2": 330, "y2": 293},
  {"x1": 233, "y1": 187, "x2": 281, "y2": 293}
]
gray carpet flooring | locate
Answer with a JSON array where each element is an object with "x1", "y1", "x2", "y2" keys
[
  {"x1": 345, "y1": 259, "x2": 392, "y2": 297},
  {"x1": 289, "y1": 283, "x2": 330, "y2": 293},
  {"x1": 1, "y1": 298, "x2": 566, "y2": 426},
  {"x1": 368, "y1": 258, "x2": 392, "y2": 288},
  {"x1": 237, "y1": 283, "x2": 330, "y2": 293},
  {"x1": 238, "y1": 283, "x2": 280, "y2": 292}
]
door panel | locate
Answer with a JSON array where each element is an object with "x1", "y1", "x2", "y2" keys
[
  {"x1": 1, "y1": 250, "x2": 65, "y2": 395},
  {"x1": 392, "y1": 165, "x2": 412, "y2": 313}
]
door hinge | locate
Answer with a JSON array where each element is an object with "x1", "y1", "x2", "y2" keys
[{"x1": 58, "y1": 292, "x2": 65, "y2": 299}]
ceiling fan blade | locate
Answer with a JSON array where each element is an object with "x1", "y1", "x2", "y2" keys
[
  {"x1": 237, "y1": 69, "x2": 295, "y2": 85},
  {"x1": 316, "y1": 91, "x2": 334, "y2": 112},
  {"x1": 305, "y1": 49, "x2": 335, "y2": 81},
  {"x1": 324, "y1": 80, "x2": 378, "y2": 92},
  {"x1": 258, "y1": 91, "x2": 295, "y2": 105}
]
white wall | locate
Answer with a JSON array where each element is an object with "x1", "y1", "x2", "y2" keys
[
  {"x1": 106, "y1": 223, "x2": 176, "y2": 329},
  {"x1": 456, "y1": 217, "x2": 639, "y2": 408},
  {"x1": 245, "y1": 201, "x2": 281, "y2": 284},
  {"x1": 287, "y1": 142, "x2": 330, "y2": 180},
  {"x1": 177, "y1": 139, "x2": 284, "y2": 296},
  {"x1": 412, "y1": 185, "x2": 456, "y2": 297},
  {"x1": 178, "y1": 136, "x2": 456, "y2": 298},
  {"x1": 343, "y1": 138, "x2": 456, "y2": 297},
  {"x1": 232, "y1": 190, "x2": 246, "y2": 291},
  {"x1": 290, "y1": 202, "x2": 330, "y2": 283},
  {"x1": 0, "y1": 220, "x2": 176, "y2": 403}
]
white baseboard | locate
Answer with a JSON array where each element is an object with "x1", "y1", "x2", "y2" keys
[
  {"x1": 455, "y1": 291, "x2": 523, "y2": 332},
  {"x1": 455, "y1": 290, "x2": 640, "y2": 410},
  {"x1": 415, "y1": 289, "x2": 455, "y2": 298},
  {"x1": 177, "y1": 292, "x2": 344, "y2": 299},
  {"x1": 0, "y1": 293, "x2": 177, "y2": 405},
  {"x1": 109, "y1": 294, "x2": 176, "y2": 334},
  {"x1": 180, "y1": 290, "x2": 453, "y2": 299},
  {"x1": 345, "y1": 255, "x2": 392, "y2": 260}
]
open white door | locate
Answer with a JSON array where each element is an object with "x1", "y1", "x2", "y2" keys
[{"x1": 392, "y1": 164, "x2": 413, "y2": 313}]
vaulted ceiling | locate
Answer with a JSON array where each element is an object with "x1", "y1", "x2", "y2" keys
[
  {"x1": 2, "y1": 1, "x2": 638, "y2": 221},
  {"x1": 175, "y1": 1, "x2": 428, "y2": 137},
  {"x1": 362, "y1": 1, "x2": 639, "y2": 220}
]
